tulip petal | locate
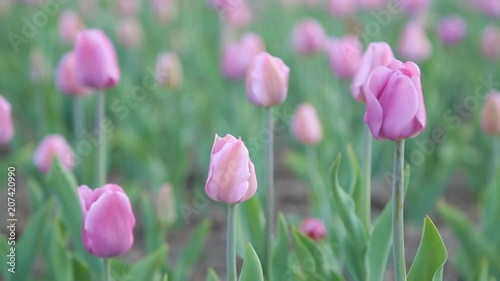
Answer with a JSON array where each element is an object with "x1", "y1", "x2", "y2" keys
[
  {"x1": 239, "y1": 161, "x2": 258, "y2": 203},
  {"x1": 77, "y1": 185, "x2": 93, "y2": 219}
]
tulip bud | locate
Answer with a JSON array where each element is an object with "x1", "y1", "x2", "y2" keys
[
  {"x1": 437, "y1": 16, "x2": 467, "y2": 46},
  {"x1": 398, "y1": 21, "x2": 432, "y2": 62},
  {"x1": 116, "y1": 0, "x2": 140, "y2": 16},
  {"x1": 291, "y1": 103, "x2": 323, "y2": 145},
  {"x1": 58, "y1": 10, "x2": 84, "y2": 45},
  {"x1": 156, "y1": 183, "x2": 177, "y2": 227},
  {"x1": 474, "y1": 0, "x2": 500, "y2": 18},
  {"x1": 75, "y1": 29, "x2": 121, "y2": 89},
  {"x1": 291, "y1": 19, "x2": 327, "y2": 55},
  {"x1": 480, "y1": 25, "x2": 500, "y2": 60},
  {"x1": 363, "y1": 60, "x2": 426, "y2": 141},
  {"x1": 327, "y1": 35, "x2": 362, "y2": 80},
  {"x1": 223, "y1": 0, "x2": 252, "y2": 28},
  {"x1": 300, "y1": 218, "x2": 326, "y2": 241},
  {"x1": 0, "y1": 95, "x2": 14, "y2": 145},
  {"x1": 155, "y1": 52, "x2": 183, "y2": 89},
  {"x1": 246, "y1": 52, "x2": 290, "y2": 107},
  {"x1": 151, "y1": 0, "x2": 178, "y2": 24},
  {"x1": 78, "y1": 184, "x2": 135, "y2": 257},
  {"x1": 33, "y1": 134, "x2": 74, "y2": 174},
  {"x1": 482, "y1": 92, "x2": 500, "y2": 135},
  {"x1": 400, "y1": 0, "x2": 431, "y2": 15},
  {"x1": 30, "y1": 48, "x2": 52, "y2": 85},
  {"x1": 351, "y1": 42, "x2": 394, "y2": 102},
  {"x1": 205, "y1": 134, "x2": 258, "y2": 204},
  {"x1": 116, "y1": 17, "x2": 144, "y2": 50},
  {"x1": 56, "y1": 52, "x2": 91, "y2": 96},
  {"x1": 328, "y1": 0, "x2": 356, "y2": 17},
  {"x1": 221, "y1": 33, "x2": 265, "y2": 80}
]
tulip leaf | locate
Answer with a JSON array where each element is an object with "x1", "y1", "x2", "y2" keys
[
  {"x1": 236, "y1": 196, "x2": 264, "y2": 258},
  {"x1": 206, "y1": 269, "x2": 221, "y2": 281},
  {"x1": 239, "y1": 243, "x2": 264, "y2": 281},
  {"x1": 49, "y1": 219, "x2": 74, "y2": 281},
  {"x1": 482, "y1": 170, "x2": 500, "y2": 247},
  {"x1": 128, "y1": 245, "x2": 168, "y2": 281},
  {"x1": 474, "y1": 258, "x2": 489, "y2": 281},
  {"x1": 27, "y1": 177, "x2": 45, "y2": 211},
  {"x1": 73, "y1": 256, "x2": 92, "y2": 281},
  {"x1": 140, "y1": 194, "x2": 162, "y2": 254},
  {"x1": 271, "y1": 213, "x2": 289, "y2": 281},
  {"x1": 407, "y1": 217, "x2": 448, "y2": 281}
]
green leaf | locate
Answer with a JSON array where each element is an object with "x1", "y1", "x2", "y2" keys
[
  {"x1": 48, "y1": 219, "x2": 74, "y2": 281},
  {"x1": 239, "y1": 243, "x2": 264, "y2": 281},
  {"x1": 140, "y1": 195, "x2": 162, "y2": 253},
  {"x1": 236, "y1": 196, "x2": 264, "y2": 257},
  {"x1": 482, "y1": 170, "x2": 500, "y2": 247},
  {"x1": 206, "y1": 269, "x2": 221, "y2": 281},
  {"x1": 474, "y1": 258, "x2": 489, "y2": 281},
  {"x1": 72, "y1": 257, "x2": 92, "y2": 281},
  {"x1": 27, "y1": 177, "x2": 45, "y2": 211},
  {"x1": 271, "y1": 213, "x2": 289, "y2": 281},
  {"x1": 407, "y1": 217, "x2": 448, "y2": 281},
  {"x1": 128, "y1": 245, "x2": 168, "y2": 281}
]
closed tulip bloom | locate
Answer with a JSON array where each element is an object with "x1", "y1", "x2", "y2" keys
[
  {"x1": 58, "y1": 10, "x2": 84, "y2": 44},
  {"x1": 78, "y1": 184, "x2": 135, "y2": 257},
  {"x1": 221, "y1": 33, "x2": 265, "y2": 80},
  {"x1": 437, "y1": 16, "x2": 467, "y2": 45},
  {"x1": 30, "y1": 48, "x2": 51, "y2": 84},
  {"x1": 364, "y1": 60, "x2": 426, "y2": 141},
  {"x1": 482, "y1": 92, "x2": 500, "y2": 135},
  {"x1": 0, "y1": 96, "x2": 14, "y2": 145},
  {"x1": 246, "y1": 52, "x2": 290, "y2": 107},
  {"x1": 156, "y1": 183, "x2": 177, "y2": 227},
  {"x1": 358, "y1": 0, "x2": 387, "y2": 10},
  {"x1": 292, "y1": 103, "x2": 323, "y2": 145},
  {"x1": 33, "y1": 134, "x2": 74, "y2": 173},
  {"x1": 398, "y1": 21, "x2": 432, "y2": 62},
  {"x1": 481, "y1": 25, "x2": 500, "y2": 60},
  {"x1": 156, "y1": 52, "x2": 183, "y2": 89},
  {"x1": 327, "y1": 35, "x2": 362, "y2": 80},
  {"x1": 300, "y1": 218, "x2": 326, "y2": 241},
  {"x1": 56, "y1": 52, "x2": 91, "y2": 96},
  {"x1": 151, "y1": 0, "x2": 178, "y2": 24},
  {"x1": 116, "y1": 17, "x2": 143, "y2": 49},
  {"x1": 351, "y1": 42, "x2": 394, "y2": 102},
  {"x1": 205, "y1": 134, "x2": 258, "y2": 204},
  {"x1": 475, "y1": 0, "x2": 500, "y2": 18},
  {"x1": 291, "y1": 19, "x2": 327, "y2": 55},
  {"x1": 75, "y1": 29, "x2": 121, "y2": 89},
  {"x1": 116, "y1": 0, "x2": 140, "y2": 16},
  {"x1": 224, "y1": 1, "x2": 252, "y2": 28},
  {"x1": 328, "y1": 0, "x2": 356, "y2": 17},
  {"x1": 400, "y1": 0, "x2": 431, "y2": 15}
]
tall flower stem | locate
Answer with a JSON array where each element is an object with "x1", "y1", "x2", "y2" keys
[
  {"x1": 96, "y1": 92, "x2": 106, "y2": 187},
  {"x1": 392, "y1": 140, "x2": 406, "y2": 281},
  {"x1": 361, "y1": 125, "x2": 372, "y2": 231},
  {"x1": 263, "y1": 107, "x2": 275, "y2": 276},
  {"x1": 227, "y1": 204, "x2": 237, "y2": 281},
  {"x1": 102, "y1": 258, "x2": 111, "y2": 281}
]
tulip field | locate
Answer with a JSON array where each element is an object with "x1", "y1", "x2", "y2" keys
[{"x1": 1, "y1": 0, "x2": 500, "y2": 280}]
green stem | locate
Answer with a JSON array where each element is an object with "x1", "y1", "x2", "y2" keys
[
  {"x1": 361, "y1": 125, "x2": 372, "y2": 231},
  {"x1": 96, "y1": 92, "x2": 106, "y2": 187},
  {"x1": 102, "y1": 258, "x2": 111, "y2": 281},
  {"x1": 306, "y1": 146, "x2": 327, "y2": 218},
  {"x1": 263, "y1": 107, "x2": 274, "y2": 277},
  {"x1": 227, "y1": 204, "x2": 237, "y2": 281},
  {"x1": 73, "y1": 97, "x2": 84, "y2": 146},
  {"x1": 392, "y1": 140, "x2": 406, "y2": 281},
  {"x1": 491, "y1": 138, "x2": 500, "y2": 180}
]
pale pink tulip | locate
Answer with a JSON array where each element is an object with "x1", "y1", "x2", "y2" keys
[
  {"x1": 327, "y1": 35, "x2": 362, "y2": 79},
  {"x1": 0, "y1": 96, "x2": 14, "y2": 145},
  {"x1": 398, "y1": 21, "x2": 432, "y2": 62},
  {"x1": 481, "y1": 25, "x2": 500, "y2": 60},
  {"x1": 300, "y1": 218, "x2": 327, "y2": 241},
  {"x1": 56, "y1": 52, "x2": 91, "y2": 96},
  {"x1": 291, "y1": 103, "x2": 323, "y2": 145},
  {"x1": 33, "y1": 134, "x2": 74, "y2": 174},
  {"x1": 400, "y1": 0, "x2": 431, "y2": 15},
  {"x1": 156, "y1": 52, "x2": 183, "y2": 89},
  {"x1": 116, "y1": 0, "x2": 140, "y2": 16},
  {"x1": 474, "y1": 0, "x2": 500, "y2": 18},
  {"x1": 328, "y1": 0, "x2": 356, "y2": 17},
  {"x1": 58, "y1": 10, "x2": 84, "y2": 45},
  {"x1": 223, "y1": 1, "x2": 252, "y2": 28},
  {"x1": 482, "y1": 92, "x2": 500, "y2": 135},
  {"x1": 291, "y1": 19, "x2": 327, "y2": 55},
  {"x1": 221, "y1": 33, "x2": 265, "y2": 80},
  {"x1": 116, "y1": 17, "x2": 143, "y2": 49}
]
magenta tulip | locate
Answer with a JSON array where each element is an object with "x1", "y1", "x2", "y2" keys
[
  {"x1": 437, "y1": 16, "x2": 467, "y2": 45},
  {"x1": 221, "y1": 33, "x2": 265, "y2": 80},
  {"x1": 398, "y1": 21, "x2": 432, "y2": 62},
  {"x1": 291, "y1": 19, "x2": 327, "y2": 55},
  {"x1": 291, "y1": 103, "x2": 323, "y2": 145},
  {"x1": 482, "y1": 92, "x2": 500, "y2": 135},
  {"x1": 0, "y1": 95, "x2": 14, "y2": 145},
  {"x1": 78, "y1": 184, "x2": 135, "y2": 257},
  {"x1": 58, "y1": 10, "x2": 84, "y2": 45},
  {"x1": 205, "y1": 134, "x2": 257, "y2": 204},
  {"x1": 481, "y1": 25, "x2": 500, "y2": 60},
  {"x1": 327, "y1": 35, "x2": 362, "y2": 80},
  {"x1": 56, "y1": 52, "x2": 91, "y2": 96},
  {"x1": 33, "y1": 134, "x2": 74, "y2": 174},
  {"x1": 300, "y1": 218, "x2": 327, "y2": 241}
]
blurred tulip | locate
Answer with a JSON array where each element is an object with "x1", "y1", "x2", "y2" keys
[
  {"x1": 221, "y1": 33, "x2": 265, "y2": 80},
  {"x1": 30, "y1": 48, "x2": 52, "y2": 85},
  {"x1": 58, "y1": 10, "x2": 84, "y2": 45},
  {"x1": 474, "y1": 0, "x2": 500, "y2": 18},
  {"x1": 351, "y1": 42, "x2": 394, "y2": 102},
  {"x1": 79, "y1": 0, "x2": 98, "y2": 16},
  {"x1": 327, "y1": 35, "x2": 362, "y2": 79},
  {"x1": 481, "y1": 25, "x2": 500, "y2": 60},
  {"x1": 246, "y1": 52, "x2": 290, "y2": 107},
  {"x1": 223, "y1": 1, "x2": 253, "y2": 28},
  {"x1": 155, "y1": 52, "x2": 183, "y2": 89},
  {"x1": 400, "y1": 0, "x2": 431, "y2": 15},
  {"x1": 291, "y1": 103, "x2": 323, "y2": 145},
  {"x1": 156, "y1": 183, "x2": 177, "y2": 227},
  {"x1": 75, "y1": 29, "x2": 121, "y2": 89},
  {"x1": 205, "y1": 134, "x2": 258, "y2": 204},
  {"x1": 291, "y1": 19, "x2": 327, "y2": 55},
  {"x1": 151, "y1": 0, "x2": 178, "y2": 24},
  {"x1": 482, "y1": 92, "x2": 500, "y2": 135},
  {"x1": 0, "y1": 95, "x2": 14, "y2": 145},
  {"x1": 364, "y1": 60, "x2": 426, "y2": 141},
  {"x1": 398, "y1": 21, "x2": 432, "y2": 62},
  {"x1": 358, "y1": 0, "x2": 387, "y2": 10},
  {"x1": 300, "y1": 218, "x2": 326, "y2": 241},
  {"x1": 116, "y1": 0, "x2": 140, "y2": 16},
  {"x1": 437, "y1": 16, "x2": 467, "y2": 45},
  {"x1": 78, "y1": 184, "x2": 135, "y2": 257},
  {"x1": 328, "y1": 0, "x2": 356, "y2": 17},
  {"x1": 33, "y1": 134, "x2": 74, "y2": 174},
  {"x1": 0, "y1": 0, "x2": 12, "y2": 16},
  {"x1": 116, "y1": 17, "x2": 144, "y2": 50},
  {"x1": 56, "y1": 52, "x2": 91, "y2": 96}
]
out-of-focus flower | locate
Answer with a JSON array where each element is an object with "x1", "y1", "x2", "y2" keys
[
  {"x1": 156, "y1": 183, "x2": 177, "y2": 227},
  {"x1": 75, "y1": 29, "x2": 121, "y2": 89},
  {"x1": 33, "y1": 134, "x2": 74, "y2": 174},
  {"x1": 0, "y1": 0, "x2": 12, "y2": 16},
  {"x1": 363, "y1": 60, "x2": 426, "y2": 141},
  {"x1": 116, "y1": 0, "x2": 140, "y2": 16},
  {"x1": 246, "y1": 52, "x2": 290, "y2": 107},
  {"x1": 300, "y1": 218, "x2": 327, "y2": 241},
  {"x1": 78, "y1": 184, "x2": 135, "y2": 257},
  {"x1": 328, "y1": 0, "x2": 356, "y2": 17},
  {"x1": 358, "y1": 0, "x2": 387, "y2": 10},
  {"x1": 400, "y1": 0, "x2": 431, "y2": 15},
  {"x1": 30, "y1": 48, "x2": 52, "y2": 85},
  {"x1": 291, "y1": 19, "x2": 327, "y2": 55},
  {"x1": 56, "y1": 52, "x2": 91, "y2": 96},
  {"x1": 437, "y1": 15, "x2": 467, "y2": 45},
  {"x1": 474, "y1": 0, "x2": 500, "y2": 18},
  {"x1": 481, "y1": 25, "x2": 500, "y2": 60},
  {"x1": 482, "y1": 92, "x2": 500, "y2": 135},
  {"x1": 291, "y1": 103, "x2": 323, "y2": 145},
  {"x1": 155, "y1": 52, "x2": 183, "y2": 89},
  {"x1": 116, "y1": 17, "x2": 144, "y2": 50},
  {"x1": 151, "y1": 0, "x2": 178, "y2": 24},
  {"x1": 221, "y1": 33, "x2": 265, "y2": 80},
  {"x1": 398, "y1": 21, "x2": 432, "y2": 62},
  {"x1": 0, "y1": 95, "x2": 14, "y2": 145},
  {"x1": 223, "y1": 1, "x2": 253, "y2": 28},
  {"x1": 327, "y1": 35, "x2": 362, "y2": 79},
  {"x1": 58, "y1": 10, "x2": 85, "y2": 45},
  {"x1": 205, "y1": 134, "x2": 258, "y2": 204}
]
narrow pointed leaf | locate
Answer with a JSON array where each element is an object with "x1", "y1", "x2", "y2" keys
[
  {"x1": 128, "y1": 245, "x2": 168, "y2": 281},
  {"x1": 239, "y1": 243, "x2": 264, "y2": 281},
  {"x1": 271, "y1": 213, "x2": 289, "y2": 281}
]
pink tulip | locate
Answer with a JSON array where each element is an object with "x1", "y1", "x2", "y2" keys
[
  {"x1": 58, "y1": 10, "x2": 84, "y2": 45},
  {"x1": 328, "y1": 0, "x2": 356, "y2": 17},
  {"x1": 400, "y1": 0, "x2": 431, "y2": 15},
  {"x1": 246, "y1": 52, "x2": 290, "y2": 107},
  {"x1": 474, "y1": 0, "x2": 500, "y2": 18},
  {"x1": 56, "y1": 52, "x2": 91, "y2": 96},
  {"x1": 480, "y1": 25, "x2": 500, "y2": 60},
  {"x1": 437, "y1": 16, "x2": 467, "y2": 45},
  {"x1": 398, "y1": 21, "x2": 432, "y2": 62},
  {"x1": 358, "y1": 0, "x2": 387, "y2": 10},
  {"x1": 291, "y1": 103, "x2": 323, "y2": 145},
  {"x1": 0, "y1": 95, "x2": 14, "y2": 145},
  {"x1": 205, "y1": 134, "x2": 258, "y2": 204},
  {"x1": 351, "y1": 42, "x2": 394, "y2": 102},
  {"x1": 33, "y1": 134, "x2": 74, "y2": 174},
  {"x1": 116, "y1": 0, "x2": 140, "y2": 16},
  {"x1": 482, "y1": 92, "x2": 500, "y2": 135},
  {"x1": 156, "y1": 52, "x2": 184, "y2": 89},
  {"x1": 223, "y1": 1, "x2": 252, "y2": 28},
  {"x1": 364, "y1": 60, "x2": 426, "y2": 141},
  {"x1": 75, "y1": 30, "x2": 121, "y2": 89},
  {"x1": 30, "y1": 48, "x2": 51, "y2": 84},
  {"x1": 300, "y1": 218, "x2": 326, "y2": 241},
  {"x1": 151, "y1": 0, "x2": 178, "y2": 24},
  {"x1": 116, "y1": 17, "x2": 143, "y2": 49},
  {"x1": 327, "y1": 35, "x2": 362, "y2": 80},
  {"x1": 291, "y1": 19, "x2": 327, "y2": 55},
  {"x1": 156, "y1": 183, "x2": 177, "y2": 227},
  {"x1": 221, "y1": 33, "x2": 265, "y2": 80},
  {"x1": 78, "y1": 184, "x2": 135, "y2": 257}
]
